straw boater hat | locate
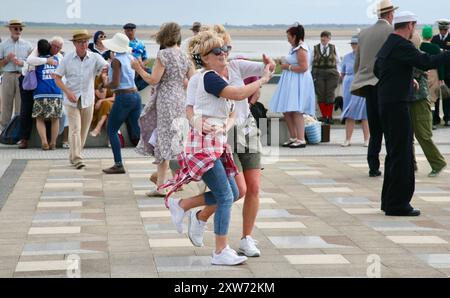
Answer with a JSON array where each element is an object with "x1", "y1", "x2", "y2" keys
[
  {"x1": 102, "y1": 33, "x2": 132, "y2": 54},
  {"x1": 376, "y1": 0, "x2": 399, "y2": 16},
  {"x1": 70, "y1": 29, "x2": 92, "y2": 42},
  {"x1": 5, "y1": 19, "x2": 26, "y2": 27}
]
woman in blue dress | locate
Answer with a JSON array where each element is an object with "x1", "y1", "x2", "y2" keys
[
  {"x1": 340, "y1": 36, "x2": 370, "y2": 147},
  {"x1": 270, "y1": 23, "x2": 316, "y2": 148}
]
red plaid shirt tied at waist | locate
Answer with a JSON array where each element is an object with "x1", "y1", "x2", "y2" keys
[{"x1": 159, "y1": 127, "x2": 238, "y2": 208}]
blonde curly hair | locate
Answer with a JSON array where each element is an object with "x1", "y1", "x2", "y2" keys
[
  {"x1": 200, "y1": 24, "x2": 232, "y2": 44},
  {"x1": 188, "y1": 31, "x2": 224, "y2": 68}
]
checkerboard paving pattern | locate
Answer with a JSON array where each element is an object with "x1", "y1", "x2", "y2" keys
[{"x1": 1, "y1": 156, "x2": 450, "y2": 278}]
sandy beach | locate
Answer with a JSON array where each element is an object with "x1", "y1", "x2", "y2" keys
[{"x1": 0, "y1": 26, "x2": 362, "y2": 41}]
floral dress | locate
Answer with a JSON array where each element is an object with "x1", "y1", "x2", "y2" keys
[{"x1": 154, "y1": 47, "x2": 191, "y2": 164}]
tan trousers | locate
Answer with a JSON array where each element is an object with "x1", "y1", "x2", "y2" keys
[
  {"x1": 0, "y1": 72, "x2": 22, "y2": 128},
  {"x1": 66, "y1": 104, "x2": 94, "y2": 165}
]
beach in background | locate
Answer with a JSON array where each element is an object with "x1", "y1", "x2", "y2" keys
[{"x1": 0, "y1": 26, "x2": 366, "y2": 59}]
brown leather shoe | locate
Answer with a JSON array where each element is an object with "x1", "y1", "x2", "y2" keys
[
  {"x1": 18, "y1": 139, "x2": 28, "y2": 149},
  {"x1": 103, "y1": 165, "x2": 126, "y2": 175}
]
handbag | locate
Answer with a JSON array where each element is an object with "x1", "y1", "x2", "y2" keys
[{"x1": 22, "y1": 66, "x2": 37, "y2": 91}]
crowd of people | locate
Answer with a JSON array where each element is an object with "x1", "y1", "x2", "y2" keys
[{"x1": 1, "y1": 0, "x2": 450, "y2": 265}]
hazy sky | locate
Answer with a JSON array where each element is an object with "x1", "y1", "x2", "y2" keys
[{"x1": 0, "y1": 0, "x2": 448, "y2": 25}]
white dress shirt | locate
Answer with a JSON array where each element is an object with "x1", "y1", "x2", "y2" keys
[{"x1": 54, "y1": 51, "x2": 108, "y2": 108}]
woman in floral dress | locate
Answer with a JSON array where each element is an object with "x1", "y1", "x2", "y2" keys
[{"x1": 134, "y1": 22, "x2": 195, "y2": 197}]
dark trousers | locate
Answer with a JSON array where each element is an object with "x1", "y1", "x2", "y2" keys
[
  {"x1": 18, "y1": 76, "x2": 35, "y2": 141},
  {"x1": 379, "y1": 102, "x2": 415, "y2": 213},
  {"x1": 107, "y1": 92, "x2": 142, "y2": 165},
  {"x1": 363, "y1": 85, "x2": 383, "y2": 173},
  {"x1": 433, "y1": 97, "x2": 450, "y2": 124}
]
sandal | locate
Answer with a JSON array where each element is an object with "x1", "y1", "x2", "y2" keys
[
  {"x1": 289, "y1": 140, "x2": 307, "y2": 149},
  {"x1": 282, "y1": 138, "x2": 296, "y2": 147},
  {"x1": 42, "y1": 143, "x2": 50, "y2": 151}
]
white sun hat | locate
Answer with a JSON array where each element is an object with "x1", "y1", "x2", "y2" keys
[{"x1": 103, "y1": 33, "x2": 132, "y2": 54}]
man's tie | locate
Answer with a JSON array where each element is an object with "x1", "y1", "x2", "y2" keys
[{"x1": 322, "y1": 46, "x2": 328, "y2": 56}]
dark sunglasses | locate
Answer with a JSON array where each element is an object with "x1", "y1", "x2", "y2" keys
[
  {"x1": 12, "y1": 27, "x2": 23, "y2": 32},
  {"x1": 99, "y1": 35, "x2": 107, "y2": 39},
  {"x1": 207, "y1": 46, "x2": 230, "y2": 56}
]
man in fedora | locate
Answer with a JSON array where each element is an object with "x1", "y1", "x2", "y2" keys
[
  {"x1": 0, "y1": 20, "x2": 33, "y2": 134},
  {"x1": 431, "y1": 19, "x2": 450, "y2": 126},
  {"x1": 191, "y1": 22, "x2": 202, "y2": 36},
  {"x1": 375, "y1": 11, "x2": 450, "y2": 216},
  {"x1": 182, "y1": 21, "x2": 202, "y2": 52},
  {"x1": 351, "y1": 0, "x2": 398, "y2": 178},
  {"x1": 53, "y1": 30, "x2": 108, "y2": 169}
]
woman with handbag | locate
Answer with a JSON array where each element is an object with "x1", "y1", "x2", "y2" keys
[{"x1": 31, "y1": 39, "x2": 63, "y2": 150}]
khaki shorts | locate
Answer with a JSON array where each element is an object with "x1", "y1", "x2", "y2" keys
[{"x1": 233, "y1": 152, "x2": 262, "y2": 173}]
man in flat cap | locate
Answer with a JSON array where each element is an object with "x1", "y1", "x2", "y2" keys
[
  {"x1": 352, "y1": 0, "x2": 398, "y2": 178},
  {"x1": 0, "y1": 20, "x2": 33, "y2": 133},
  {"x1": 431, "y1": 19, "x2": 450, "y2": 126},
  {"x1": 123, "y1": 23, "x2": 148, "y2": 68},
  {"x1": 375, "y1": 11, "x2": 450, "y2": 217}
]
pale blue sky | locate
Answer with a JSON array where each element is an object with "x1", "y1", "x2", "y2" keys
[{"x1": 0, "y1": 0, "x2": 448, "y2": 25}]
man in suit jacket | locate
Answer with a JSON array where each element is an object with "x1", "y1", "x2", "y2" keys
[
  {"x1": 375, "y1": 12, "x2": 450, "y2": 217},
  {"x1": 351, "y1": 0, "x2": 397, "y2": 178},
  {"x1": 431, "y1": 19, "x2": 450, "y2": 126}
]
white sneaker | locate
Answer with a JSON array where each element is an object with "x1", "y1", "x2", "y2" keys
[
  {"x1": 168, "y1": 197, "x2": 186, "y2": 234},
  {"x1": 238, "y1": 236, "x2": 261, "y2": 257},
  {"x1": 212, "y1": 246, "x2": 248, "y2": 266},
  {"x1": 341, "y1": 140, "x2": 351, "y2": 147},
  {"x1": 188, "y1": 210, "x2": 206, "y2": 247}
]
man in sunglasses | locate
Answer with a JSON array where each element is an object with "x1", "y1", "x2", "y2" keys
[{"x1": 0, "y1": 20, "x2": 33, "y2": 134}]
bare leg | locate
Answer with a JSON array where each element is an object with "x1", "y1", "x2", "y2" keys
[
  {"x1": 63, "y1": 127, "x2": 69, "y2": 143},
  {"x1": 50, "y1": 118, "x2": 59, "y2": 146},
  {"x1": 157, "y1": 160, "x2": 170, "y2": 186},
  {"x1": 242, "y1": 169, "x2": 261, "y2": 238},
  {"x1": 195, "y1": 172, "x2": 246, "y2": 222},
  {"x1": 91, "y1": 115, "x2": 107, "y2": 137},
  {"x1": 284, "y1": 113, "x2": 297, "y2": 139},
  {"x1": 362, "y1": 120, "x2": 370, "y2": 142},
  {"x1": 345, "y1": 119, "x2": 356, "y2": 141},
  {"x1": 292, "y1": 112, "x2": 305, "y2": 141},
  {"x1": 36, "y1": 118, "x2": 48, "y2": 146},
  {"x1": 215, "y1": 235, "x2": 228, "y2": 254}
]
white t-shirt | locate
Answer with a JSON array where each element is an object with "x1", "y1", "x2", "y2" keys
[{"x1": 186, "y1": 59, "x2": 265, "y2": 126}]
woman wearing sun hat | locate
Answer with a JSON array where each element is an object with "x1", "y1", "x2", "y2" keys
[{"x1": 100, "y1": 32, "x2": 142, "y2": 174}]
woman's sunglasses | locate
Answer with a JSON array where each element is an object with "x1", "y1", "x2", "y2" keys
[
  {"x1": 207, "y1": 45, "x2": 231, "y2": 56},
  {"x1": 99, "y1": 35, "x2": 107, "y2": 39}
]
